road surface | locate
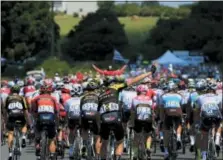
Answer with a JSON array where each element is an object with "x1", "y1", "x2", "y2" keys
[{"x1": 1, "y1": 142, "x2": 223, "y2": 160}]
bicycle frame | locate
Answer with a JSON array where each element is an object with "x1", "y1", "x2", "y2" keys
[{"x1": 40, "y1": 127, "x2": 49, "y2": 160}]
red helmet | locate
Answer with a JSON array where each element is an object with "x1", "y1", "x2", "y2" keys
[
  {"x1": 1, "y1": 80, "x2": 8, "y2": 86},
  {"x1": 136, "y1": 84, "x2": 148, "y2": 93},
  {"x1": 27, "y1": 79, "x2": 34, "y2": 85},
  {"x1": 61, "y1": 85, "x2": 70, "y2": 94},
  {"x1": 40, "y1": 79, "x2": 53, "y2": 93}
]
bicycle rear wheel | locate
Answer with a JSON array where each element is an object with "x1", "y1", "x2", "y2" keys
[
  {"x1": 12, "y1": 128, "x2": 21, "y2": 160},
  {"x1": 40, "y1": 130, "x2": 48, "y2": 160}
]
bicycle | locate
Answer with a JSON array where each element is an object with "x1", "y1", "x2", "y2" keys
[
  {"x1": 12, "y1": 120, "x2": 23, "y2": 160},
  {"x1": 69, "y1": 125, "x2": 82, "y2": 160},
  {"x1": 181, "y1": 113, "x2": 188, "y2": 154},
  {"x1": 168, "y1": 118, "x2": 178, "y2": 160},
  {"x1": 85, "y1": 120, "x2": 96, "y2": 160},
  {"x1": 207, "y1": 123, "x2": 217, "y2": 160},
  {"x1": 107, "y1": 129, "x2": 115, "y2": 160}
]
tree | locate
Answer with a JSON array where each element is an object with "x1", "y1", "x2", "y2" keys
[
  {"x1": 1, "y1": 1, "x2": 60, "y2": 61},
  {"x1": 142, "y1": 1, "x2": 223, "y2": 62},
  {"x1": 64, "y1": 9, "x2": 128, "y2": 61},
  {"x1": 141, "y1": 1, "x2": 159, "y2": 7},
  {"x1": 97, "y1": 1, "x2": 115, "y2": 11}
]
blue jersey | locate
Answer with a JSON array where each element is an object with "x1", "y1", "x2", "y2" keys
[
  {"x1": 188, "y1": 91, "x2": 199, "y2": 108},
  {"x1": 161, "y1": 93, "x2": 183, "y2": 109}
]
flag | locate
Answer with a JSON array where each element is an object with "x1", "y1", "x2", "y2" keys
[{"x1": 113, "y1": 49, "x2": 129, "y2": 63}]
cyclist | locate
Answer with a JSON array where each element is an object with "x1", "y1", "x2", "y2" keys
[
  {"x1": 1, "y1": 80, "x2": 11, "y2": 106},
  {"x1": 64, "y1": 83, "x2": 82, "y2": 159},
  {"x1": 21, "y1": 79, "x2": 36, "y2": 109},
  {"x1": 31, "y1": 80, "x2": 60, "y2": 160},
  {"x1": 195, "y1": 81, "x2": 222, "y2": 160},
  {"x1": 159, "y1": 81, "x2": 183, "y2": 159},
  {"x1": 4, "y1": 85, "x2": 31, "y2": 160},
  {"x1": 80, "y1": 79, "x2": 101, "y2": 158},
  {"x1": 131, "y1": 84, "x2": 154, "y2": 159},
  {"x1": 186, "y1": 78, "x2": 199, "y2": 152},
  {"x1": 119, "y1": 85, "x2": 137, "y2": 153},
  {"x1": 97, "y1": 68, "x2": 156, "y2": 160}
]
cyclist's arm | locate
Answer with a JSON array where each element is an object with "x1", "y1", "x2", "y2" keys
[{"x1": 22, "y1": 97, "x2": 32, "y2": 126}]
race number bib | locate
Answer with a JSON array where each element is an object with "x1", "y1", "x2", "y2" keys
[
  {"x1": 202, "y1": 103, "x2": 218, "y2": 114},
  {"x1": 69, "y1": 104, "x2": 80, "y2": 115},
  {"x1": 136, "y1": 106, "x2": 151, "y2": 120},
  {"x1": 82, "y1": 103, "x2": 98, "y2": 111},
  {"x1": 100, "y1": 103, "x2": 119, "y2": 113},
  {"x1": 8, "y1": 102, "x2": 23, "y2": 110},
  {"x1": 165, "y1": 101, "x2": 180, "y2": 108},
  {"x1": 38, "y1": 105, "x2": 54, "y2": 113}
]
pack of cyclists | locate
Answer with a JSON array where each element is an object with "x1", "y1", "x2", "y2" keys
[{"x1": 1, "y1": 64, "x2": 222, "y2": 160}]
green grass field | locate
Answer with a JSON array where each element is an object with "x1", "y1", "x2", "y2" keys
[{"x1": 54, "y1": 15, "x2": 158, "y2": 46}]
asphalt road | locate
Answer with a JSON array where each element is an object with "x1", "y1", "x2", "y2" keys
[{"x1": 1, "y1": 142, "x2": 223, "y2": 160}]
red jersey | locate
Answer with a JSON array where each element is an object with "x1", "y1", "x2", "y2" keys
[
  {"x1": 0, "y1": 87, "x2": 11, "y2": 95},
  {"x1": 146, "y1": 89, "x2": 156, "y2": 99},
  {"x1": 58, "y1": 103, "x2": 67, "y2": 117},
  {"x1": 31, "y1": 94, "x2": 59, "y2": 114},
  {"x1": 23, "y1": 85, "x2": 36, "y2": 97},
  {"x1": 60, "y1": 93, "x2": 71, "y2": 106}
]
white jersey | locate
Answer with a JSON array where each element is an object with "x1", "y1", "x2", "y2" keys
[
  {"x1": 196, "y1": 93, "x2": 221, "y2": 114},
  {"x1": 51, "y1": 90, "x2": 61, "y2": 103},
  {"x1": 64, "y1": 97, "x2": 81, "y2": 119},
  {"x1": 153, "y1": 88, "x2": 164, "y2": 105},
  {"x1": 119, "y1": 90, "x2": 137, "y2": 110},
  {"x1": 178, "y1": 90, "x2": 190, "y2": 105}
]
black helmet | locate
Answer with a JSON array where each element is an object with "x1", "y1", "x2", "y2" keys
[{"x1": 11, "y1": 85, "x2": 20, "y2": 93}]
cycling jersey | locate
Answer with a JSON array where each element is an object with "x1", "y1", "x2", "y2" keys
[
  {"x1": 178, "y1": 90, "x2": 190, "y2": 105},
  {"x1": 196, "y1": 93, "x2": 221, "y2": 112},
  {"x1": 31, "y1": 94, "x2": 59, "y2": 114},
  {"x1": 119, "y1": 90, "x2": 137, "y2": 111},
  {"x1": 99, "y1": 83, "x2": 127, "y2": 113},
  {"x1": 132, "y1": 95, "x2": 153, "y2": 121},
  {"x1": 0, "y1": 87, "x2": 11, "y2": 104},
  {"x1": 60, "y1": 93, "x2": 71, "y2": 106},
  {"x1": 5, "y1": 94, "x2": 28, "y2": 116},
  {"x1": 146, "y1": 89, "x2": 156, "y2": 99},
  {"x1": 22, "y1": 85, "x2": 36, "y2": 97},
  {"x1": 160, "y1": 93, "x2": 183, "y2": 116},
  {"x1": 81, "y1": 92, "x2": 99, "y2": 119},
  {"x1": 188, "y1": 91, "x2": 199, "y2": 108},
  {"x1": 64, "y1": 97, "x2": 81, "y2": 119}
]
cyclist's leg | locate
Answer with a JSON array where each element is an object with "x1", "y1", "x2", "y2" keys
[
  {"x1": 114, "y1": 123, "x2": 124, "y2": 157},
  {"x1": 6, "y1": 116, "x2": 14, "y2": 159},
  {"x1": 98, "y1": 123, "x2": 110, "y2": 159},
  {"x1": 144, "y1": 122, "x2": 153, "y2": 158},
  {"x1": 34, "y1": 123, "x2": 41, "y2": 157},
  {"x1": 48, "y1": 125, "x2": 57, "y2": 157},
  {"x1": 68, "y1": 119, "x2": 77, "y2": 158},
  {"x1": 199, "y1": 124, "x2": 209, "y2": 160},
  {"x1": 122, "y1": 110, "x2": 131, "y2": 152},
  {"x1": 163, "y1": 115, "x2": 171, "y2": 158},
  {"x1": 176, "y1": 116, "x2": 182, "y2": 149},
  {"x1": 214, "y1": 121, "x2": 221, "y2": 150},
  {"x1": 21, "y1": 116, "x2": 27, "y2": 148}
]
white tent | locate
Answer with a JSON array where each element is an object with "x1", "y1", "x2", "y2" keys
[{"x1": 153, "y1": 50, "x2": 188, "y2": 65}]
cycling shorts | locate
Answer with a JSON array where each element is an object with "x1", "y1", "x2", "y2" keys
[
  {"x1": 100, "y1": 122, "x2": 124, "y2": 141},
  {"x1": 7, "y1": 115, "x2": 26, "y2": 131}
]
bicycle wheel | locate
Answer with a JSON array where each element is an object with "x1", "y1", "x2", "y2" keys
[
  {"x1": 73, "y1": 133, "x2": 81, "y2": 160},
  {"x1": 129, "y1": 129, "x2": 133, "y2": 160},
  {"x1": 107, "y1": 134, "x2": 115, "y2": 160},
  {"x1": 137, "y1": 133, "x2": 146, "y2": 160},
  {"x1": 87, "y1": 133, "x2": 94, "y2": 160},
  {"x1": 182, "y1": 128, "x2": 187, "y2": 154},
  {"x1": 152, "y1": 130, "x2": 157, "y2": 154},
  {"x1": 12, "y1": 128, "x2": 21, "y2": 160},
  {"x1": 207, "y1": 129, "x2": 217, "y2": 160},
  {"x1": 40, "y1": 130, "x2": 48, "y2": 160}
]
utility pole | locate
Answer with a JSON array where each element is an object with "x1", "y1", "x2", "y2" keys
[{"x1": 51, "y1": 1, "x2": 55, "y2": 57}]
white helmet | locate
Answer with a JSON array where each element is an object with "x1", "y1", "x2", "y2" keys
[{"x1": 71, "y1": 84, "x2": 83, "y2": 96}]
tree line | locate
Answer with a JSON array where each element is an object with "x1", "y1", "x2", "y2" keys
[
  {"x1": 97, "y1": 1, "x2": 192, "y2": 18},
  {"x1": 142, "y1": 1, "x2": 223, "y2": 63}
]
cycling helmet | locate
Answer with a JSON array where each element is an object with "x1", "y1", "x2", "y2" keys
[
  {"x1": 40, "y1": 79, "x2": 53, "y2": 93},
  {"x1": 196, "y1": 81, "x2": 206, "y2": 91},
  {"x1": 63, "y1": 76, "x2": 70, "y2": 84},
  {"x1": 26, "y1": 79, "x2": 34, "y2": 85},
  {"x1": 188, "y1": 79, "x2": 196, "y2": 88},
  {"x1": 207, "y1": 81, "x2": 217, "y2": 91},
  {"x1": 71, "y1": 83, "x2": 83, "y2": 96},
  {"x1": 17, "y1": 80, "x2": 24, "y2": 87},
  {"x1": 1, "y1": 80, "x2": 8, "y2": 87},
  {"x1": 11, "y1": 85, "x2": 20, "y2": 93},
  {"x1": 86, "y1": 79, "x2": 99, "y2": 90},
  {"x1": 61, "y1": 84, "x2": 71, "y2": 94},
  {"x1": 167, "y1": 81, "x2": 177, "y2": 91},
  {"x1": 136, "y1": 84, "x2": 148, "y2": 93},
  {"x1": 8, "y1": 81, "x2": 15, "y2": 88}
]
